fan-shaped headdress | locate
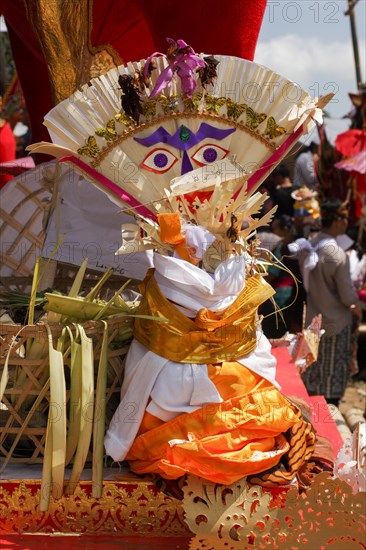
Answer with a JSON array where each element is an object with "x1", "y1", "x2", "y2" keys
[{"x1": 29, "y1": 38, "x2": 332, "y2": 265}]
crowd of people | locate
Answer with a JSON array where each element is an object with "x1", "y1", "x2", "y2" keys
[{"x1": 257, "y1": 151, "x2": 366, "y2": 408}]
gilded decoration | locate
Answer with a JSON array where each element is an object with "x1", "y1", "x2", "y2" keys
[
  {"x1": 2, "y1": 472, "x2": 364, "y2": 545},
  {"x1": 23, "y1": 0, "x2": 120, "y2": 103},
  {"x1": 78, "y1": 94, "x2": 278, "y2": 163},
  {"x1": 0, "y1": 480, "x2": 190, "y2": 537},
  {"x1": 80, "y1": 108, "x2": 276, "y2": 166},
  {"x1": 24, "y1": 0, "x2": 91, "y2": 102},
  {"x1": 183, "y1": 472, "x2": 366, "y2": 549}
]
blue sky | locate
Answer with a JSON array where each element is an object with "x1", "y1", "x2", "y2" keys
[{"x1": 255, "y1": 0, "x2": 366, "y2": 143}]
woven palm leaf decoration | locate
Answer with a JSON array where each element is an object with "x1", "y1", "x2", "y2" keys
[{"x1": 28, "y1": 39, "x2": 332, "y2": 261}]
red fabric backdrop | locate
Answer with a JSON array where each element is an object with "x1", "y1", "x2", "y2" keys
[
  {"x1": 90, "y1": 0, "x2": 267, "y2": 62},
  {"x1": 0, "y1": 0, "x2": 54, "y2": 145},
  {"x1": 0, "y1": 0, "x2": 267, "y2": 158}
]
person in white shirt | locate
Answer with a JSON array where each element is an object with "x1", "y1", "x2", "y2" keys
[
  {"x1": 293, "y1": 142, "x2": 319, "y2": 190},
  {"x1": 293, "y1": 200, "x2": 364, "y2": 405}
]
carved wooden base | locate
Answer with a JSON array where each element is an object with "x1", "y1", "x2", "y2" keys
[
  {"x1": 1, "y1": 472, "x2": 365, "y2": 549},
  {"x1": 0, "y1": 477, "x2": 191, "y2": 538}
]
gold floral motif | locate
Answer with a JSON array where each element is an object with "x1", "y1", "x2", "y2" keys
[
  {"x1": 95, "y1": 120, "x2": 117, "y2": 141},
  {"x1": 0, "y1": 483, "x2": 49, "y2": 533},
  {"x1": 77, "y1": 136, "x2": 101, "y2": 158},
  {"x1": 4, "y1": 473, "x2": 360, "y2": 546},
  {"x1": 183, "y1": 472, "x2": 366, "y2": 549},
  {"x1": 142, "y1": 101, "x2": 157, "y2": 119},
  {"x1": 91, "y1": 113, "x2": 275, "y2": 168},
  {"x1": 226, "y1": 99, "x2": 247, "y2": 120},
  {"x1": 265, "y1": 473, "x2": 366, "y2": 549},
  {"x1": 114, "y1": 113, "x2": 136, "y2": 127},
  {"x1": 204, "y1": 95, "x2": 227, "y2": 114},
  {"x1": 245, "y1": 107, "x2": 267, "y2": 129},
  {"x1": 75, "y1": 95, "x2": 278, "y2": 165},
  {"x1": 157, "y1": 95, "x2": 179, "y2": 114},
  {"x1": 183, "y1": 474, "x2": 273, "y2": 549},
  {"x1": 183, "y1": 92, "x2": 203, "y2": 112},
  {"x1": 263, "y1": 116, "x2": 287, "y2": 139},
  {"x1": 0, "y1": 479, "x2": 190, "y2": 537}
]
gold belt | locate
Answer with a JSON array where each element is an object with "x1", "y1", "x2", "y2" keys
[{"x1": 133, "y1": 270, "x2": 274, "y2": 363}]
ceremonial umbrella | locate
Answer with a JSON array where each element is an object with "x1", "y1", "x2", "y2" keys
[
  {"x1": 334, "y1": 140, "x2": 366, "y2": 235},
  {"x1": 334, "y1": 150, "x2": 366, "y2": 175},
  {"x1": 335, "y1": 129, "x2": 366, "y2": 157}
]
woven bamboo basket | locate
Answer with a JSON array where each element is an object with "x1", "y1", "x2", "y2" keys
[
  {"x1": 0, "y1": 164, "x2": 51, "y2": 286},
  {"x1": 0, "y1": 317, "x2": 131, "y2": 465}
]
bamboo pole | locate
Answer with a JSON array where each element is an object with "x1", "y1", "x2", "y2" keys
[{"x1": 345, "y1": 0, "x2": 364, "y2": 90}]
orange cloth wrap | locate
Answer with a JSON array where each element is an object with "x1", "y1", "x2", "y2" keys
[
  {"x1": 127, "y1": 362, "x2": 315, "y2": 485},
  {"x1": 158, "y1": 213, "x2": 198, "y2": 264},
  {"x1": 128, "y1": 269, "x2": 314, "y2": 486},
  {"x1": 134, "y1": 272, "x2": 275, "y2": 363}
]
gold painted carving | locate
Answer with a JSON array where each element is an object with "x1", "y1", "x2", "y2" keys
[
  {"x1": 183, "y1": 472, "x2": 366, "y2": 549},
  {"x1": 24, "y1": 0, "x2": 91, "y2": 102},
  {"x1": 2, "y1": 473, "x2": 365, "y2": 544},
  {"x1": 0, "y1": 480, "x2": 190, "y2": 537},
  {"x1": 23, "y1": 1, "x2": 120, "y2": 103}
]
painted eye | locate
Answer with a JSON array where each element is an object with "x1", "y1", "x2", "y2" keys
[
  {"x1": 140, "y1": 148, "x2": 178, "y2": 173},
  {"x1": 191, "y1": 143, "x2": 229, "y2": 167}
]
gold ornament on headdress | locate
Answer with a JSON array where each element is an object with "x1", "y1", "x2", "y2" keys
[
  {"x1": 95, "y1": 119, "x2": 117, "y2": 141},
  {"x1": 77, "y1": 136, "x2": 100, "y2": 158},
  {"x1": 264, "y1": 116, "x2": 287, "y2": 139},
  {"x1": 226, "y1": 99, "x2": 247, "y2": 120},
  {"x1": 245, "y1": 106, "x2": 267, "y2": 129}
]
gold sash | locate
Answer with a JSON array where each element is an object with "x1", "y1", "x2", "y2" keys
[{"x1": 133, "y1": 270, "x2": 275, "y2": 363}]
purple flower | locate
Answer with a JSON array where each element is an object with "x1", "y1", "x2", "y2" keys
[{"x1": 143, "y1": 38, "x2": 205, "y2": 98}]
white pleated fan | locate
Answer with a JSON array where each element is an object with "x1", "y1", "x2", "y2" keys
[{"x1": 29, "y1": 50, "x2": 331, "y2": 218}]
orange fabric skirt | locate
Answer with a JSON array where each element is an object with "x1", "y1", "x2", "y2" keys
[{"x1": 126, "y1": 362, "x2": 315, "y2": 485}]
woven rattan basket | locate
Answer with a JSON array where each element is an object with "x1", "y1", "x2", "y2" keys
[
  {"x1": 0, "y1": 164, "x2": 51, "y2": 286},
  {"x1": 0, "y1": 316, "x2": 131, "y2": 465}
]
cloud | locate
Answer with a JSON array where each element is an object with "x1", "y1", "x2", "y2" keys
[
  {"x1": 255, "y1": 34, "x2": 366, "y2": 87},
  {"x1": 255, "y1": 34, "x2": 365, "y2": 120}
]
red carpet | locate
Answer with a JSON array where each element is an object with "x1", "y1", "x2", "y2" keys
[{"x1": 272, "y1": 347, "x2": 344, "y2": 455}]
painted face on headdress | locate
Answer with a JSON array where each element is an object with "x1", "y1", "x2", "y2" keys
[
  {"x1": 134, "y1": 123, "x2": 235, "y2": 175},
  {"x1": 113, "y1": 117, "x2": 245, "y2": 202},
  {"x1": 34, "y1": 42, "x2": 331, "y2": 221}
]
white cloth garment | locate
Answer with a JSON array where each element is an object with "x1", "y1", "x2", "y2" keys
[
  {"x1": 154, "y1": 254, "x2": 246, "y2": 317},
  {"x1": 104, "y1": 253, "x2": 279, "y2": 462},
  {"x1": 180, "y1": 223, "x2": 216, "y2": 260},
  {"x1": 104, "y1": 339, "x2": 222, "y2": 461},
  {"x1": 288, "y1": 235, "x2": 335, "y2": 291},
  {"x1": 104, "y1": 330, "x2": 278, "y2": 462}
]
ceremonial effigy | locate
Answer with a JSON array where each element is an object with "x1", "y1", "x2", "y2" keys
[{"x1": 0, "y1": 10, "x2": 365, "y2": 549}]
